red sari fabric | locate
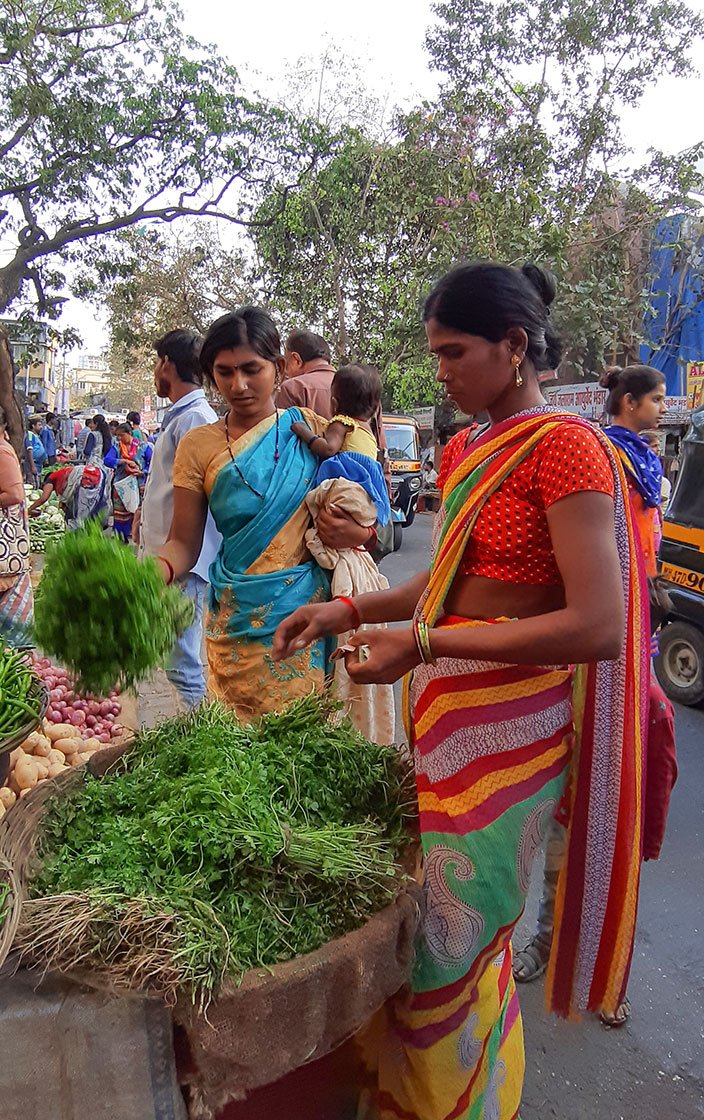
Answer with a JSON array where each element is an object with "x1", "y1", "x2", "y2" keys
[{"x1": 643, "y1": 680, "x2": 677, "y2": 861}]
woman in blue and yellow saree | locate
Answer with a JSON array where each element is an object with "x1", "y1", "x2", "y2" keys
[{"x1": 157, "y1": 306, "x2": 372, "y2": 720}]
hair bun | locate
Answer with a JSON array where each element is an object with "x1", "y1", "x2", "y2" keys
[
  {"x1": 521, "y1": 263, "x2": 556, "y2": 309},
  {"x1": 599, "y1": 366, "x2": 622, "y2": 391}
]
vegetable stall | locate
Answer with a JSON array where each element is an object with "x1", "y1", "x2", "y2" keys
[
  {"x1": 25, "y1": 485, "x2": 65, "y2": 553},
  {"x1": 0, "y1": 525, "x2": 419, "y2": 1118},
  {"x1": 0, "y1": 695, "x2": 418, "y2": 1118}
]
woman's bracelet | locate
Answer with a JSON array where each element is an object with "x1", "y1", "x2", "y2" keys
[
  {"x1": 158, "y1": 556, "x2": 175, "y2": 586},
  {"x1": 413, "y1": 618, "x2": 436, "y2": 665},
  {"x1": 363, "y1": 525, "x2": 378, "y2": 552},
  {"x1": 334, "y1": 595, "x2": 362, "y2": 629}
]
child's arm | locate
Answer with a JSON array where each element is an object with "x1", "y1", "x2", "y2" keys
[{"x1": 290, "y1": 419, "x2": 348, "y2": 460}]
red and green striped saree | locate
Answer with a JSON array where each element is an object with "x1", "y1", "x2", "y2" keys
[{"x1": 363, "y1": 409, "x2": 648, "y2": 1120}]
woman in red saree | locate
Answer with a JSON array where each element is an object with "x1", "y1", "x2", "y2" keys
[{"x1": 274, "y1": 262, "x2": 648, "y2": 1119}]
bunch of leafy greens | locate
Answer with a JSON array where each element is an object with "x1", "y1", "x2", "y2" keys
[
  {"x1": 33, "y1": 522, "x2": 194, "y2": 693},
  {"x1": 27, "y1": 694, "x2": 416, "y2": 1004}
]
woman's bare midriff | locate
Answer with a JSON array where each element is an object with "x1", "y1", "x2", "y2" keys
[{"x1": 443, "y1": 573, "x2": 566, "y2": 621}]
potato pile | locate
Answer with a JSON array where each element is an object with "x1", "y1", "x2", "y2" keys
[{"x1": 0, "y1": 722, "x2": 105, "y2": 817}]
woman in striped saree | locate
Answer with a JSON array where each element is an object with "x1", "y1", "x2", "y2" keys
[{"x1": 273, "y1": 262, "x2": 648, "y2": 1119}]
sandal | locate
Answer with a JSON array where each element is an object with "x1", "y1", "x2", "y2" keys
[
  {"x1": 512, "y1": 939, "x2": 550, "y2": 983},
  {"x1": 600, "y1": 997, "x2": 631, "y2": 1029}
]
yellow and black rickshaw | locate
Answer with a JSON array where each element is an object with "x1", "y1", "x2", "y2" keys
[
  {"x1": 382, "y1": 414, "x2": 422, "y2": 549},
  {"x1": 655, "y1": 403, "x2": 704, "y2": 705}
]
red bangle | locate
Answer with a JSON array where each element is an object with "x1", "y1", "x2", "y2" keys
[
  {"x1": 334, "y1": 595, "x2": 361, "y2": 629},
  {"x1": 158, "y1": 556, "x2": 175, "y2": 586},
  {"x1": 364, "y1": 525, "x2": 378, "y2": 552}
]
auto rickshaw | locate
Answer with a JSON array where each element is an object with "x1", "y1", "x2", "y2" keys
[
  {"x1": 654, "y1": 403, "x2": 704, "y2": 705},
  {"x1": 382, "y1": 414, "x2": 422, "y2": 549}
]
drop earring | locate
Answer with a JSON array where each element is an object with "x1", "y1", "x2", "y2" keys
[{"x1": 512, "y1": 354, "x2": 524, "y2": 387}]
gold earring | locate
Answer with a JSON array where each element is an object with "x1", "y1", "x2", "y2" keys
[{"x1": 512, "y1": 355, "x2": 523, "y2": 387}]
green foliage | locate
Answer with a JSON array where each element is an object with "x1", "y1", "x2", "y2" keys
[
  {"x1": 33, "y1": 523, "x2": 194, "y2": 693},
  {"x1": 0, "y1": 0, "x2": 318, "y2": 319},
  {"x1": 425, "y1": 0, "x2": 704, "y2": 372},
  {"x1": 31, "y1": 694, "x2": 416, "y2": 1001},
  {"x1": 384, "y1": 359, "x2": 443, "y2": 412},
  {"x1": 101, "y1": 223, "x2": 254, "y2": 388},
  {"x1": 254, "y1": 2, "x2": 703, "y2": 385}
]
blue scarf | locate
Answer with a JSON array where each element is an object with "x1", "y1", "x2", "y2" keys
[{"x1": 604, "y1": 425, "x2": 663, "y2": 508}]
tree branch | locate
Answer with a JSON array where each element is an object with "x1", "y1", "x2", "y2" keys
[
  {"x1": 17, "y1": 190, "x2": 49, "y2": 246},
  {"x1": 0, "y1": 119, "x2": 33, "y2": 162},
  {"x1": 0, "y1": 7, "x2": 146, "y2": 66},
  {"x1": 3, "y1": 165, "x2": 316, "y2": 302},
  {"x1": 34, "y1": 10, "x2": 146, "y2": 40}
]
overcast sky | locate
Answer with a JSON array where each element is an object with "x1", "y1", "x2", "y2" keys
[
  {"x1": 43, "y1": 0, "x2": 704, "y2": 352},
  {"x1": 181, "y1": 0, "x2": 704, "y2": 156}
]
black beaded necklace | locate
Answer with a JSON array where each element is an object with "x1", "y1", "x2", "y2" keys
[{"x1": 224, "y1": 408, "x2": 280, "y2": 499}]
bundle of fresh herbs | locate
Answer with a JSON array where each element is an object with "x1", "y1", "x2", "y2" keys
[
  {"x1": 33, "y1": 522, "x2": 194, "y2": 693},
  {"x1": 21, "y1": 694, "x2": 416, "y2": 1005}
]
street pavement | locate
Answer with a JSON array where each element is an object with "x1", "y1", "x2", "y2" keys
[{"x1": 385, "y1": 513, "x2": 704, "y2": 1120}]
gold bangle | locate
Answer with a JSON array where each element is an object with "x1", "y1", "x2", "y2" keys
[
  {"x1": 412, "y1": 619, "x2": 424, "y2": 662},
  {"x1": 415, "y1": 619, "x2": 436, "y2": 665}
]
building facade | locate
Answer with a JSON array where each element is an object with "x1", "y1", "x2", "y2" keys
[
  {"x1": 0, "y1": 317, "x2": 56, "y2": 410},
  {"x1": 69, "y1": 354, "x2": 111, "y2": 407}
]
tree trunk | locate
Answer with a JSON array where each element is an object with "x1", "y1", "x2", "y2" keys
[
  {"x1": 0, "y1": 261, "x2": 27, "y2": 318},
  {"x1": 0, "y1": 327, "x2": 26, "y2": 459}
]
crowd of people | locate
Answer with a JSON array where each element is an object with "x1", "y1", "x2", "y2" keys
[
  {"x1": 22, "y1": 410, "x2": 154, "y2": 537},
  {"x1": 0, "y1": 406, "x2": 156, "y2": 642},
  {"x1": 0, "y1": 260, "x2": 679, "y2": 1119}
]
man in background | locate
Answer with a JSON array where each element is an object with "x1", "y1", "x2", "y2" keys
[
  {"x1": 40, "y1": 412, "x2": 58, "y2": 466},
  {"x1": 76, "y1": 419, "x2": 93, "y2": 461},
  {"x1": 135, "y1": 329, "x2": 221, "y2": 709},
  {"x1": 277, "y1": 330, "x2": 337, "y2": 417},
  {"x1": 278, "y1": 327, "x2": 389, "y2": 466},
  {"x1": 24, "y1": 416, "x2": 46, "y2": 485}
]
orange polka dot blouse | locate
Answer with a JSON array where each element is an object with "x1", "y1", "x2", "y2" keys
[{"x1": 437, "y1": 422, "x2": 615, "y2": 586}]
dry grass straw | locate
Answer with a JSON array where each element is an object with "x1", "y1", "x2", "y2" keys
[{"x1": 13, "y1": 891, "x2": 229, "y2": 1008}]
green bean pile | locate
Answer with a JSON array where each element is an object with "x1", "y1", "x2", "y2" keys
[{"x1": 0, "y1": 645, "x2": 43, "y2": 743}]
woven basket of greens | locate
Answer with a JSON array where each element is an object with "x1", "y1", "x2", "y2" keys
[{"x1": 0, "y1": 695, "x2": 419, "y2": 1010}]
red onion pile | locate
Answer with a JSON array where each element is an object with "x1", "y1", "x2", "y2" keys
[{"x1": 30, "y1": 655, "x2": 124, "y2": 744}]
